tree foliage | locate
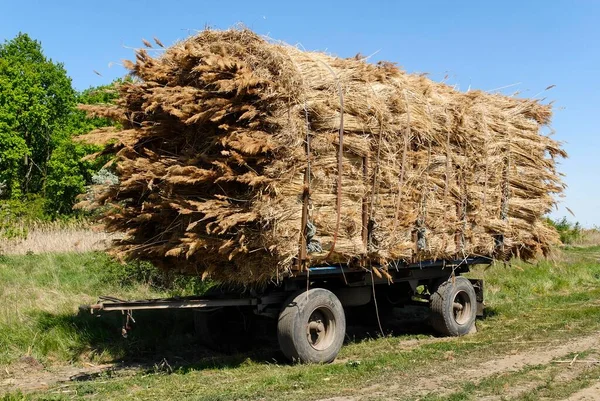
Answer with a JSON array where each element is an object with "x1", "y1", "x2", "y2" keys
[
  {"x1": 0, "y1": 33, "x2": 75, "y2": 198},
  {"x1": 0, "y1": 33, "x2": 118, "y2": 218},
  {"x1": 45, "y1": 84, "x2": 118, "y2": 215}
]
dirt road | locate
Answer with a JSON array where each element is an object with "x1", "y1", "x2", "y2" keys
[
  {"x1": 3, "y1": 332, "x2": 600, "y2": 400},
  {"x1": 321, "y1": 332, "x2": 600, "y2": 400}
]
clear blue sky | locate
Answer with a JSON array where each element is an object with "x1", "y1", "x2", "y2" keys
[{"x1": 2, "y1": 0, "x2": 598, "y2": 226}]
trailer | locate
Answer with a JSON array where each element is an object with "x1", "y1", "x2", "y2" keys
[{"x1": 88, "y1": 257, "x2": 487, "y2": 363}]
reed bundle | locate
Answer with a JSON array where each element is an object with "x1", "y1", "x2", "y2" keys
[{"x1": 78, "y1": 29, "x2": 566, "y2": 284}]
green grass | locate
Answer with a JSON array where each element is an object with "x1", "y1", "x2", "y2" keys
[
  {"x1": 1, "y1": 248, "x2": 600, "y2": 400},
  {"x1": 0, "y1": 252, "x2": 210, "y2": 366}
]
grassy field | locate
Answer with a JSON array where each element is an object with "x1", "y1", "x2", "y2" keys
[
  {"x1": 0, "y1": 221, "x2": 118, "y2": 255},
  {"x1": 1, "y1": 247, "x2": 600, "y2": 400},
  {"x1": 0, "y1": 253, "x2": 209, "y2": 367}
]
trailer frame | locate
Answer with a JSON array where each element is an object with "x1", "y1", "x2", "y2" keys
[{"x1": 87, "y1": 256, "x2": 490, "y2": 362}]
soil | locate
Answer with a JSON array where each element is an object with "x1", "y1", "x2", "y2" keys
[
  {"x1": 0, "y1": 359, "x2": 118, "y2": 394},
  {"x1": 320, "y1": 332, "x2": 600, "y2": 400},
  {"x1": 2, "y1": 331, "x2": 600, "y2": 400},
  {"x1": 567, "y1": 383, "x2": 600, "y2": 401}
]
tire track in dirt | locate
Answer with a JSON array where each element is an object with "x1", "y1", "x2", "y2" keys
[
  {"x1": 566, "y1": 382, "x2": 600, "y2": 401},
  {"x1": 3, "y1": 333, "x2": 600, "y2": 399},
  {"x1": 392, "y1": 332, "x2": 600, "y2": 398},
  {"x1": 321, "y1": 332, "x2": 600, "y2": 400},
  {"x1": 0, "y1": 361, "x2": 127, "y2": 395}
]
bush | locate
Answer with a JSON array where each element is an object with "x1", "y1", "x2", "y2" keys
[
  {"x1": 0, "y1": 196, "x2": 50, "y2": 239},
  {"x1": 546, "y1": 217, "x2": 582, "y2": 245}
]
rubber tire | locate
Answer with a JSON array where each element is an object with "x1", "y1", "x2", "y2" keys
[
  {"x1": 277, "y1": 288, "x2": 346, "y2": 364},
  {"x1": 430, "y1": 276, "x2": 477, "y2": 336}
]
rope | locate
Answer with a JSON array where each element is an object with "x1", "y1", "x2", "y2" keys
[
  {"x1": 362, "y1": 155, "x2": 369, "y2": 250},
  {"x1": 456, "y1": 136, "x2": 468, "y2": 255},
  {"x1": 364, "y1": 77, "x2": 386, "y2": 253},
  {"x1": 497, "y1": 131, "x2": 512, "y2": 260},
  {"x1": 297, "y1": 99, "x2": 312, "y2": 268},
  {"x1": 306, "y1": 221, "x2": 322, "y2": 253},
  {"x1": 482, "y1": 116, "x2": 489, "y2": 209},
  {"x1": 501, "y1": 137, "x2": 511, "y2": 221},
  {"x1": 284, "y1": 46, "x2": 316, "y2": 268},
  {"x1": 304, "y1": 100, "x2": 312, "y2": 189},
  {"x1": 368, "y1": 121, "x2": 384, "y2": 251},
  {"x1": 392, "y1": 90, "x2": 411, "y2": 235},
  {"x1": 461, "y1": 176, "x2": 467, "y2": 253},
  {"x1": 369, "y1": 267, "x2": 386, "y2": 338},
  {"x1": 444, "y1": 127, "x2": 452, "y2": 256},
  {"x1": 416, "y1": 103, "x2": 434, "y2": 254},
  {"x1": 318, "y1": 60, "x2": 345, "y2": 260},
  {"x1": 445, "y1": 129, "x2": 450, "y2": 198},
  {"x1": 416, "y1": 141, "x2": 432, "y2": 252}
]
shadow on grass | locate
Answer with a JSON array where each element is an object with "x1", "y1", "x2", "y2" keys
[
  {"x1": 482, "y1": 306, "x2": 499, "y2": 319},
  {"x1": 29, "y1": 307, "x2": 282, "y2": 374},
  {"x1": 28, "y1": 301, "x2": 488, "y2": 375}
]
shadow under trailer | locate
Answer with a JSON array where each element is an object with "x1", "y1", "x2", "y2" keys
[{"x1": 89, "y1": 257, "x2": 486, "y2": 363}]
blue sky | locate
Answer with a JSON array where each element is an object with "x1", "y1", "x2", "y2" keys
[{"x1": 1, "y1": 0, "x2": 598, "y2": 226}]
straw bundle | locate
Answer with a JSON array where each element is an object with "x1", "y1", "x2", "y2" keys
[{"x1": 78, "y1": 28, "x2": 566, "y2": 285}]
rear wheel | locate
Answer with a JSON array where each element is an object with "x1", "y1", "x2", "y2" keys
[
  {"x1": 277, "y1": 288, "x2": 346, "y2": 363},
  {"x1": 430, "y1": 276, "x2": 477, "y2": 336}
]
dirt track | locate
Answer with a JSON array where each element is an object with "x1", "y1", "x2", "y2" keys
[
  {"x1": 3, "y1": 332, "x2": 600, "y2": 400},
  {"x1": 321, "y1": 332, "x2": 600, "y2": 400}
]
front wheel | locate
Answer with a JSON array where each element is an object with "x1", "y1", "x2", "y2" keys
[
  {"x1": 430, "y1": 276, "x2": 477, "y2": 336},
  {"x1": 277, "y1": 288, "x2": 346, "y2": 363}
]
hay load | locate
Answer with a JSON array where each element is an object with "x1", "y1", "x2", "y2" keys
[{"x1": 79, "y1": 28, "x2": 566, "y2": 285}]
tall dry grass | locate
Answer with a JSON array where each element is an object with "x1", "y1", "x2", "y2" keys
[
  {"x1": 0, "y1": 220, "x2": 119, "y2": 255},
  {"x1": 573, "y1": 228, "x2": 600, "y2": 247}
]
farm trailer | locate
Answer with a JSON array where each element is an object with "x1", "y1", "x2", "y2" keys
[{"x1": 89, "y1": 257, "x2": 487, "y2": 363}]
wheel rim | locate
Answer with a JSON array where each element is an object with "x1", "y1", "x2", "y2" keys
[
  {"x1": 306, "y1": 307, "x2": 336, "y2": 351},
  {"x1": 452, "y1": 290, "x2": 472, "y2": 325}
]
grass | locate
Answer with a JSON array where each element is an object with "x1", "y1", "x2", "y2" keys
[
  {"x1": 0, "y1": 220, "x2": 118, "y2": 255},
  {"x1": 1, "y1": 247, "x2": 600, "y2": 400},
  {"x1": 0, "y1": 253, "x2": 209, "y2": 366},
  {"x1": 573, "y1": 228, "x2": 600, "y2": 247}
]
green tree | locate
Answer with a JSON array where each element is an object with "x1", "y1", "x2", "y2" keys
[
  {"x1": 0, "y1": 33, "x2": 75, "y2": 198},
  {"x1": 45, "y1": 83, "x2": 118, "y2": 215}
]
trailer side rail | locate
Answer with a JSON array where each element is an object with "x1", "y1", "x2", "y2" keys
[{"x1": 89, "y1": 293, "x2": 288, "y2": 313}]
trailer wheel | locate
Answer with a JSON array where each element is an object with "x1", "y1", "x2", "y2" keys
[
  {"x1": 277, "y1": 288, "x2": 346, "y2": 363},
  {"x1": 430, "y1": 276, "x2": 476, "y2": 336}
]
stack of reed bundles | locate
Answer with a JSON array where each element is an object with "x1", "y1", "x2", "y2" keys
[{"x1": 78, "y1": 28, "x2": 566, "y2": 285}]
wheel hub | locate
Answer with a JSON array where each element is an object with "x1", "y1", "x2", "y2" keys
[
  {"x1": 452, "y1": 290, "x2": 472, "y2": 325},
  {"x1": 306, "y1": 308, "x2": 336, "y2": 351}
]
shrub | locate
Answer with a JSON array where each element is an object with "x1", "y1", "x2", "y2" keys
[
  {"x1": 0, "y1": 196, "x2": 49, "y2": 239},
  {"x1": 546, "y1": 217, "x2": 582, "y2": 245}
]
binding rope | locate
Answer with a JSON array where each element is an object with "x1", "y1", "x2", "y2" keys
[
  {"x1": 318, "y1": 60, "x2": 345, "y2": 260},
  {"x1": 365, "y1": 77, "x2": 386, "y2": 254},
  {"x1": 285, "y1": 46, "x2": 319, "y2": 269},
  {"x1": 497, "y1": 131, "x2": 512, "y2": 260},
  {"x1": 482, "y1": 116, "x2": 489, "y2": 210},
  {"x1": 297, "y1": 98, "x2": 312, "y2": 269},
  {"x1": 368, "y1": 121, "x2": 384, "y2": 252},
  {"x1": 416, "y1": 141, "x2": 432, "y2": 253},
  {"x1": 392, "y1": 90, "x2": 411, "y2": 235}
]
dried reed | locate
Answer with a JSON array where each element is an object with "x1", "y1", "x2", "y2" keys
[{"x1": 77, "y1": 28, "x2": 566, "y2": 285}]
